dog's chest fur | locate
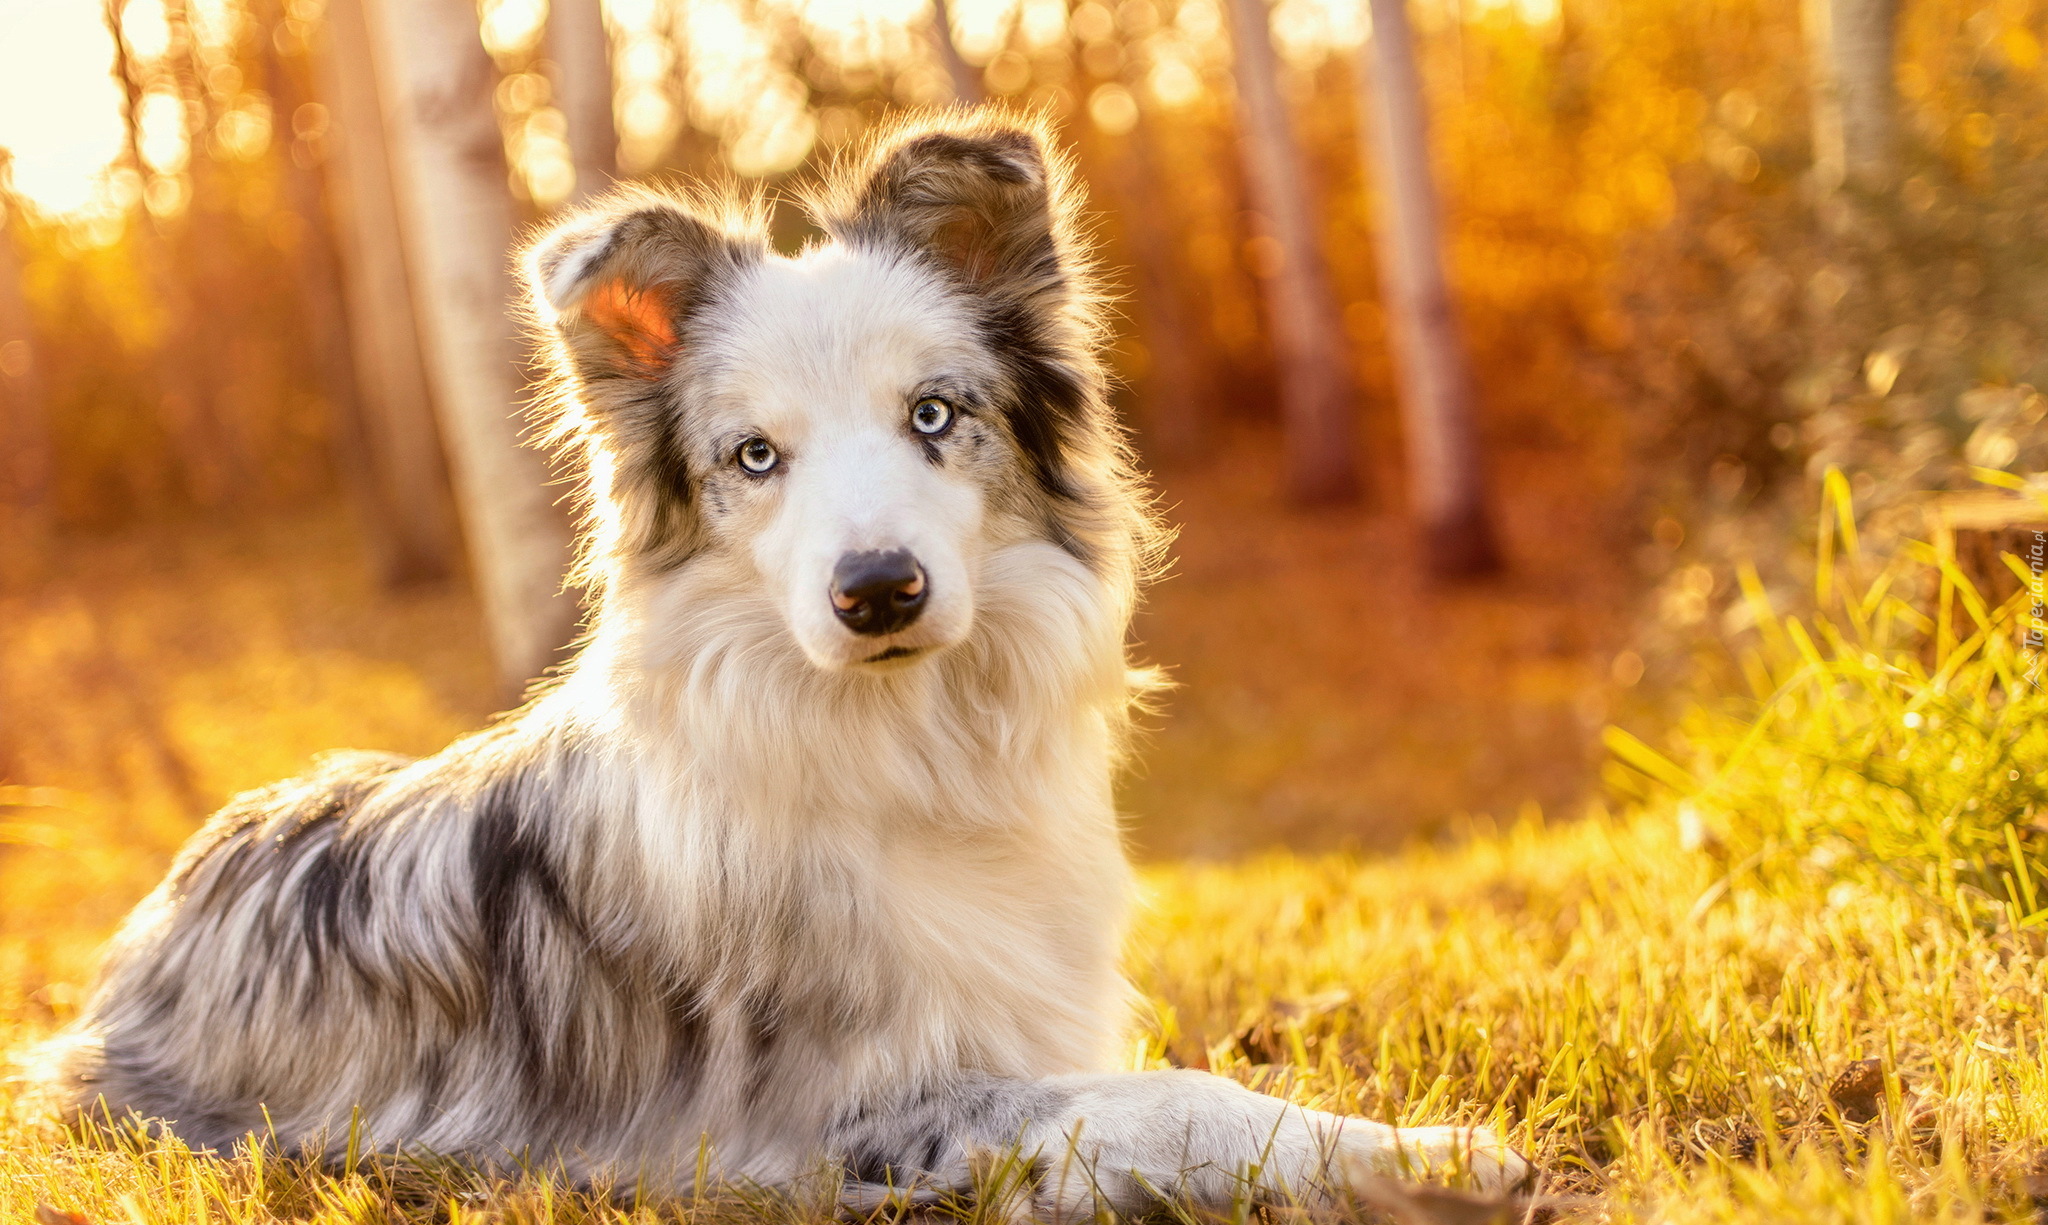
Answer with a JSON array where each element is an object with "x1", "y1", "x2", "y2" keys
[
  {"x1": 445, "y1": 652, "x2": 1132, "y2": 1172},
  {"x1": 597, "y1": 692, "x2": 1133, "y2": 1106}
]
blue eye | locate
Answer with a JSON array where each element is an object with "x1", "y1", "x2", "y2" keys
[
  {"x1": 737, "y1": 437, "x2": 778, "y2": 473},
  {"x1": 911, "y1": 397, "x2": 954, "y2": 436}
]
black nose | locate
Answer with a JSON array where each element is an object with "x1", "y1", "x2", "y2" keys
[{"x1": 831, "y1": 549, "x2": 927, "y2": 636}]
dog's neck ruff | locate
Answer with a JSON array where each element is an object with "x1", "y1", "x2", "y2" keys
[
  {"x1": 561, "y1": 536, "x2": 1134, "y2": 833},
  {"x1": 513, "y1": 536, "x2": 1140, "y2": 1094}
]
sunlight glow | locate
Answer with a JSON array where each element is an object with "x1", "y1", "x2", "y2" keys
[
  {"x1": 613, "y1": 0, "x2": 683, "y2": 172},
  {"x1": 1273, "y1": 0, "x2": 1365, "y2": 65},
  {"x1": 1087, "y1": 82, "x2": 1138, "y2": 134},
  {"x1": 681, "y1": 0, "x2": 817, "y2": 176},
  {"x1": 137, "y1": 90, "x2": 191, "y2": 174},
  {"x1": 1147, "y1": 52, "x2": 1203, "y2": 107},
  {"x1": 1471, "y1": 0, "x2": 1562, "y2": 24},
  {"x1": 520, "y1": 108, "x2": 577, "y2": 203},
  {"x1": 186, "y1": 0, "x2": 244, "y2": 57},
  {"x1": 0, "y1": 0, "x2": 129, "y2": 217},
  {"x1": 1176, "y1": 0, "x2": 1223, "y2": 43},
  {"x1": 480, "y1": 0, "x2": 549, "y2": 58},
  {"x1": 799, "y1": 0, "x2": 926, "y2": 71},
  {"x1": 0, "y1": 0, "x2": 1401, "y2": 213},
  {"x1": 120, "y1": 0, "x2": 172, "y2": 61},
  {"x1": 215, "y1": 96, "x2": 274, "y2": 163},
  {"x1": 1018, "y1": 0, "x2": 1067, "y2": 48},
  {"x1": 949, "y1": 0, "x2": 1019, "y2": 63}
]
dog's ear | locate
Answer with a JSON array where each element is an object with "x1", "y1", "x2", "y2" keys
[
  {"x1": 526, "y1": 196, "x2": 759, "y2": 571},
  {"x1": 822, "y1": 124, "x2": 1119, "y2": 513},
  {"x1": 836, "y1": 126, "x2": 1068, "y2": 307},
  {"x1": 527, "y1": 197, "x2": 755, "y2": 385}
]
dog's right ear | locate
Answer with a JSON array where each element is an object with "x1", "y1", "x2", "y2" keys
[{"x1": 527, "y1": 198, "x2": 756, "y2": 386}]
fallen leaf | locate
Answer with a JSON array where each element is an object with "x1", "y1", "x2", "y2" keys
[{"x1": 1828, "y1": 1058, "x2": 1887, "y2": 1124}]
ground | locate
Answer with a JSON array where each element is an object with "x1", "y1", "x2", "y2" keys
[
  {"x1": 7, "y1": 452, "x2": 2037, "y2": 1222},
  {"x1": 7, "y1": 807, "x2": 2042, "y2": 1222},
  {"x1": 1127, "y1": 422, "x2": 1635, "y2": 857}
]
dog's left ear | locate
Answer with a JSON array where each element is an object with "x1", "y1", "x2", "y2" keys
[
  {"x1": 836, "y1": 126, "x2": 1069, "y2": 308},
  {"x1": 829, "y1": 124, "x2": 1112, "y2": 507}
]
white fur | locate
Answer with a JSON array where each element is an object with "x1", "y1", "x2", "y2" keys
[{"x1": 45, "y1": 120, "x2": 1527, "y2": 1214}]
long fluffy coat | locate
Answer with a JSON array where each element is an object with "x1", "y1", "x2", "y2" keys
[{"x1": 42, "y1": 113, "x2": 1519, "y2": 1212}]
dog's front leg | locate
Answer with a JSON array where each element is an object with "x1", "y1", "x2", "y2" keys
[{"x1": 827, "y1": 1069, "x2": 1526, "y2": 1218}]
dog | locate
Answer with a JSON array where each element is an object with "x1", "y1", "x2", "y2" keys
[{"x1": 42, "y1": 114, "x2": 1524, "y2": 1214}]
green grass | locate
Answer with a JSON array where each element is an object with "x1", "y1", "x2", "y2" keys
[
  {"x1": 9, "y1": 480, "x2": 2048, "y2": 1222},
  {"x1": 9, "y1": 807, "x2": 2041, "y2": 1224}
]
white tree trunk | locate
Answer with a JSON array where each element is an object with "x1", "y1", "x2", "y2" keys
[
  {"x1": 310, "y1": 0, "x2": 460, "y2": 586},
  {"x1": 930, "y1": 0, "x2": 984, "y2": 105},
  {"x1": 1358, "y1": 0, "x2": 1499, "y2": 576},
  {"x1": 548, "y1": 0, "x2": 619, "y2": 204},
  {"x1": 1223, "y1": 0, "x2": 1358, "y2": 504},
  {"x1": 361, "y1": 0, "x2": 580, "y2": 696},
  {"x1": 1804, "y1": 0, "x2": 1900, "y2": 190}
]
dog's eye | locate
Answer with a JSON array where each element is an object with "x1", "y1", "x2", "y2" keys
[
  {"x1": 736, "y1": 437, "x2": 779, "y2": 474},
  {"x1": 910, "y1": 397, "x2": 954, "y2": 436}
]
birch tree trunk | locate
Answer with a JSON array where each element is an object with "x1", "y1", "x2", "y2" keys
[
  {"x1": 361, "y1": 0, "x2": 581, "y2": 696},
  {"x1": 310, "y1": 0, "x2": 461, "y2": 585},
  {"x1": 1223, "y1": 0, "x2": 1358, "y2": 504},
  {"x1": 930, "y1": 0, "x2": 984, "y2": 105},
  {"x1": 0, "y1": 194, "x2": 52, "y2": 566},
  {"x1": 260, "y1": 0, "x2": 424, "y2": 588},
  {"x1": 1803, "y1": 0, "x2": 1901, "y2": 191},
  {"x1": 548, "y1": 0, "x2": 619, "y2": 204},
  {"x1": 1358, "y1": 0, "x2": 1500, "y2": 576}
]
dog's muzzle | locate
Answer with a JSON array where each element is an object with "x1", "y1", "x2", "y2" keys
[{"x1": 830, "y1": 549, "x2": 927, "y2": 637}]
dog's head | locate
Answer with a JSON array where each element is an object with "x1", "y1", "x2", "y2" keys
[{"x1": 526, "y1": 116, "x2": 1152, "y2": 674}]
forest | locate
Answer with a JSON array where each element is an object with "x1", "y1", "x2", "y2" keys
[{"x1": 4, "y1": 0, "x2": 2048, "y2": 1218}]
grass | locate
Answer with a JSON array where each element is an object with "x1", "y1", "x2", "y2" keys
[
  {"x1": 9, "y1": 808, "x2": 2041, "y2": 1223},
  {"x1": 7, "y1": 480, "x2": 2048, "y2": 1222}
]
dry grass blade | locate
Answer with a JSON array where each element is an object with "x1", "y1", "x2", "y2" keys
[{"x1": 10, "y1": 492, "x2": 2048, "y2": 1223}]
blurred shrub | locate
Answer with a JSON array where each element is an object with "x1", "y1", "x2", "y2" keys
[
  {"x1": 1608, "y1": 0, "x2": 2048, "y2": 706},
  {"x1": 1611, "y1": 473, "x2": 2048, "y2": 925}
]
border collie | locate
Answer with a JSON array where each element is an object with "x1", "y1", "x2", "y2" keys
[{"x1": 44, "y1": 114, "x2": 1523, "y2": 1214}]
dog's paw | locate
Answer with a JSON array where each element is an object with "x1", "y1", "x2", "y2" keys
[{"x1": 1336, "y1": 1123, "x2": 1532, "y2": 1194}]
